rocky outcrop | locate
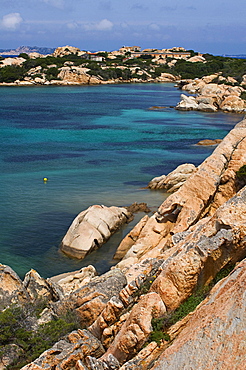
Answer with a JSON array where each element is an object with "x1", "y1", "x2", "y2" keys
[
  {"x1": 0, "y1": 264, "x2": 31, "y2": 310},
  {"x1": 53, "y1": 269, "x2": 127, "y2": 327},
  {"x1": 176, "y1": 79, "x2": 246, "y2": 113},
  {"x1": 60, "y1": 205, "x2": 132, "y2": 259},
  {"x1": 150, "y1": 185, "x2": 246, "y2": 311},
  {"x1": 100, "y1": 292, "x2": 166, "y2": 364},
  {"x1": 156, "y1": 73, "x2": 179, "y2": 82},
  {"x1": 23, "y1": 268, "x2": 63, "y2": 302},
  {"x1": 150, "y1": 258, "x2": 246, "y2": 370},
  {"x1": 114, "y1": 119, "x2": 246, "y2": 272},
  {"x1": 21, "y1": 329, "x2": 105, "y2": 370},
  {"x1": 147, "y1": 163, "x2": 196, "y2": 192},
  {"x1": 1, "y1": 118, "x2": 246, "y2": 370},
  {"x1": 53, "y1": 45, "x2": 81, "y2": 57},
  {"x1": 57, "y1": 67, "x2": 102, "y2": 85},
  {"x1": 0, "y1": 57, "x2": 26, "y2": 67},
  {"x1": 50, "y1": 265, "x2": 97, "y2": 296}
]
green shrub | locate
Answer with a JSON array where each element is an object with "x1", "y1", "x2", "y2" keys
[
  {"x1": 240, "y1": 91, "x2": 246, "y2": 101},
  {"x1": 0, "y1": 304, "x2": 80, "y2": 370},
  {"x1": 147, "y1": 263, "x2": 235, "y2": 346},
  {"x1": 236, "y1": 164, "x2": 246, "y2": 187},
  {"x1": 0, "y1": 65, "x2": 25, "y2": 82}
]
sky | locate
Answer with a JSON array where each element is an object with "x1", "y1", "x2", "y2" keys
[{"x1": 0, "y1": 0, "x2": 245, "y2": 55}]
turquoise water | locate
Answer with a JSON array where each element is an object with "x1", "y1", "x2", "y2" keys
[{"x1": 0, "y1": 83, "x2": 243, "y2": 279}]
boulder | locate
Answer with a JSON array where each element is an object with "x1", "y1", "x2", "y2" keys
[
  {"x1": 148, "y1": 163, "x2": 196, "y2": 192},
  {"x1": 0, "y1": 264, "x2": 30, "y2": 310},
  {"x1": 53, "y1": 269, "x2": 127, "y2": 327},
  {"x1": 113, "y1": 215, "x2": 149, "y2": 260},
  {"x1": 175, "y1": 94, "x2": 199, "y2": 110},
  {"x1": 20, "y1": 329, "x2": 104, "y2": 370},
  {"x1": 50, "y1": 265, "x2": 97, "y2": 295},
  {"x1": 23, "y1": 269, "x2": 63, "y2": 302},
  {"x1": 219, "y1": 95, "x2": 246, "y2": 112},
  {"x1": 187, "y1": 55, "x2": 206, "y2": 63},
  {"x1": 53, "y1": 45, "x2": 81, "y2": 57},
  {"x1": 57, "y1": 67, "x2": 102, "y2": 85},
  {"x1": 100, "y1": 292, "x2": 166, "y2": 364},
  {"x1": 241, "y1": 74, "x2": 246, "y2": 86},
  {"x1": 150, "y1": 258, "x2": 246, "y2": 370},
  {"x1": 60, "y1": 205, "x2": 131, "y2": 259},
  {"x1": 157, "y1": 73, "x2": 178, "y2": 82}
]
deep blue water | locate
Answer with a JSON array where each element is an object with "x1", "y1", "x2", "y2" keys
[{"x1": 0, "y1": 83, "x2": 243, "y2": 279}]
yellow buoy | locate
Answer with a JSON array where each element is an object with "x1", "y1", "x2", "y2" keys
[{"x1": 43, "y1": 177, "x2": 48, "y2": 182}]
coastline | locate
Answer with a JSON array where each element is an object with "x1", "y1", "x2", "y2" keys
[{"x1": 1, "y1": 117, "x2": 246, "y2": 369}]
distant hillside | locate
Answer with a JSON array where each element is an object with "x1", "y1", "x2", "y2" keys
[{"x1": 0, "y1": 46, "x2": 55, "y2": 56}]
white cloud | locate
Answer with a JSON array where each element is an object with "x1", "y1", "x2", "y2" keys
[
  {"x1": 96, "y1": 19, "x2": 113, "y2": 30},
  {"x1": 84, "y1": 19, "x2": 113, "y2": 31},
  {"x1": 149, "y1": 23, "x2": 160, "y2": 31},
  {"x1": 66, "y1": 22, "x2": 79, "y2": 30},
  {"x1": 1, "y1": 13, "x2": 23, "y2": 30}
]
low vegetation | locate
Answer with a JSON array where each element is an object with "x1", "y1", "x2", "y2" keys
[
  {"x1": 236, "y1": 164, "x2": 246, "y2": 188},
  {"x1": 147, "y1": 263, "x2": 235, "y2": 346},
  {"x1": 0, "y1": 49, "x2": 245, "y2": 84},
  {"x1": 0, "y1": 301, "x2": 79, "y2": 369}
]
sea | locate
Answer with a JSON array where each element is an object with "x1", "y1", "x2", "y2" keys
[{"x1": 0, "y1": 83, "x2": 243, "y2": 279}]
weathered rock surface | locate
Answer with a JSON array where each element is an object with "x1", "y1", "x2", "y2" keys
[
  {"x1": 176, "y1": 79, "x2": 246, "y2": 113},
  {"x1": 150, "y1": 258, "x2": 246, "y2": 370},
  {"x1": 53, "y1": 269, "x2": 127, "y2": 327},
  {"x1": 53, "y1": 45, "x2": 81, "y2": 57},
  {"x1": 147, "y1": 163, "x2": 196, "y2": 192},
  {"x1": 57, "y1": 67, "x2": 102, "y2": 85},
  {"x1": 100, "y1": 292, "x2": 166, "y2": 364},
  {"x1": 151, "y1": 185, "x2": 246, "y2": 310},
  {"x1": 0, "y1": 264, "x2": 30, "y2": 309},
  {"x1": 50, "y1": 265, "x2": 97, "y2": 295},
  {"x1": 23, "y1": 268, "x2": 63, "y2": 302},
  {"x1": 21, "y1": 329, "x2": 105, "y2": 370},
  {"x1": 115, "y1": 119, "x2": 246, "y2": 272},
  {"x1": 60, "y1": 205, "x2": 132, "y2": 259}
]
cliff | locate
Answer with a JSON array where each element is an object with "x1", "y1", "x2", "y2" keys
[{"x1": 0, "y1": 119, "x2": 246, "y2": 369}]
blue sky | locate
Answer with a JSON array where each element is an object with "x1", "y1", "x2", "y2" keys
[{"x1": 0, "y1": 0, "x2": 245, "y2": 54}]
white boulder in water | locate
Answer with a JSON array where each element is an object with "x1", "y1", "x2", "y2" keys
[{"x1": 60, "y1": 205, "x2": 131, "y2": 259}]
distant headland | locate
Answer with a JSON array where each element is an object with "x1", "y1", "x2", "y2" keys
[{"x1": 0, "y1": 44, "x2": 245, "y2": 113}]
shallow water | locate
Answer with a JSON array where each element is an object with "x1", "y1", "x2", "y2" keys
[{"x1": 0, "y1": 83, "x2": 243, "y2": 278}]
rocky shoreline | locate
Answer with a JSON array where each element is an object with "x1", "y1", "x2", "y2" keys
[
  {"x1": 1, "y1": 45, "x2": 246, "y2": 114},
  {"x1": 1, "y1": 118, "x2": 246, "y2": 369}
]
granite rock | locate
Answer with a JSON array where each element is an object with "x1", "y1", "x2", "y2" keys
[
  {"x1": 60, "y1": 205, "x2": 131, "y2": 259},
  {"x1": 150, "y1": 258, "x2": 246, "y2": 370}
]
